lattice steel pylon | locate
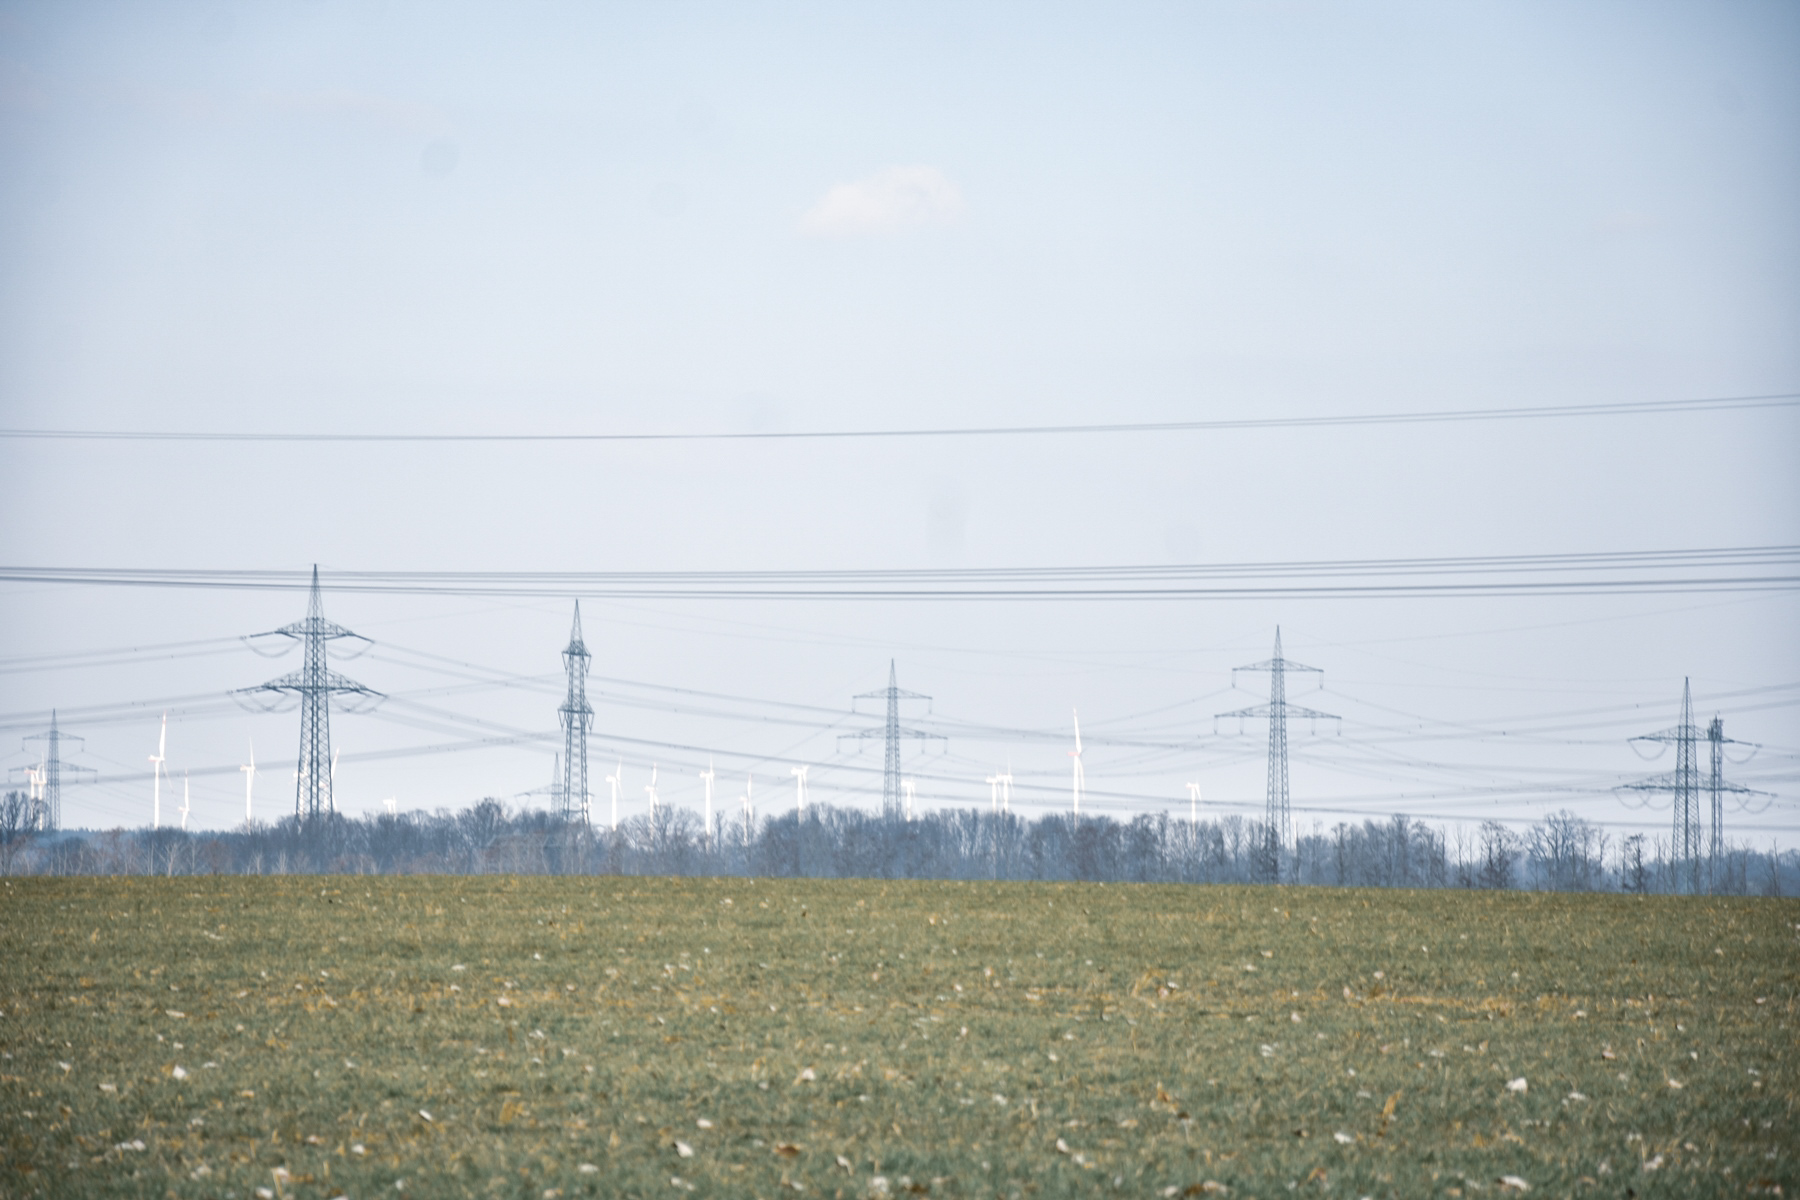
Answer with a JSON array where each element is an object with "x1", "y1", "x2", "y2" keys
[
  {"x1": 1622, "y1": 679, "x2": 1703, "y2": 893},
  {"x1": 1217, "y1": 628, "x2": 1337, "y2": 882},
  {"x1": 843, "y1": 661, "x2": 944, "y2": 817},
  {"x1": 558, "y1": 602, "x2": 593, "y2": 827},
  {"x1": 14, "y1": 711, "x2": 93, "y2": 831},
  {"x1": 1704, "y1": 714, "x2": 1757, "y2": 891},
  {"x1": 238, "y1": 567, "x2": 381, "y2": 824}
]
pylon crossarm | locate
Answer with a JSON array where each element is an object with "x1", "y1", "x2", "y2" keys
[
  {"x1": 851, "y1": 689, "x2": 933, "y2": 718},
  {"x1": 255, "y1": 619, "x2": 365, "y2": 642},
  {"x1": 1232, "y1": 659, "x2": 1323, "y2": 676},
  {"x1": 1216, "y1": 703, "x2": 1274, "y2": 719},
  {"x1": 1216, "y1": 703, "x2": 1337, "y2": 721},
  {"x1": 1631, "y1": 726, "x2": 1701, "y2": 745},
  {"x1": 236, "y1": 669, "x2": 380, "y2": 696},
  {"x1": 840, "y1": 726, "x2": 945, "y2": 742},
  {"x1": 321, "y1": 671, "x2": 382, "y2": 697}
]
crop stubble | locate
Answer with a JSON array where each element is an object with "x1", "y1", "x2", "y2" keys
[{"x1": 1, "y1": 876, "x2": 1795, "y2": 1198}]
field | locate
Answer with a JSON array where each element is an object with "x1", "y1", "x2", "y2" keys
[{"x1": 1, "y1": 877, "x2": 1795, "y2": 1199}]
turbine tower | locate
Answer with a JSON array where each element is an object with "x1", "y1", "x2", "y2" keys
[
  {"x1": 1069, "y1": 711, "x2": 1085, "y2": 817},
  {"x1": 238, "y1": 566, "x2": 381, "y2": 824},
  {"x1": 241, "y1": 741, "x2": 257, "y2": 825},
  {"x1": 605, "y1": 762, "x2": 623, "y2": 832},
  {"x1": 1217, "y1": 628, "x2": 1338, "y2": 882},
  {"x1": 700, "y1": 762, "x2": 716, "y2": 848},
  {"x1": 558, "y1": 602, "x2": 594, "y2": 827},
  {"x1": 16, "y1": 710, "x2": 90, "y2": 832},
  {"x1": 792, "y1": 765, "x2": 809, "y2": 814},
  {"x1": 149, "y1": 714, "x2": 167, "y2": 828},
  {"x1": 845, "y1": 662, "x2": 944, "y2": 817}
]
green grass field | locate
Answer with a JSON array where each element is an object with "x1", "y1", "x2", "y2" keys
[{"x1": 2, "y1": 876, "x2": 1795, "y2": 1199}]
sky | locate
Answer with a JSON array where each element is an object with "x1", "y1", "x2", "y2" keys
[{"x1": 1, "y1": 1, "x2": 1796, "y2": 846}]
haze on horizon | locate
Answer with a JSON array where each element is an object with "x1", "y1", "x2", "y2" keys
[{"x1": 1, "y1": 1, "x2": 1796, "y2": 849}]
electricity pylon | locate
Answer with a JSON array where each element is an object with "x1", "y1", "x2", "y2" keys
[
  {"x1": 14, "y1": 711, "x2": 92, "y2": 831},
  {"x1": 1618, "y1": 680, "x2": 1760, "y2": 894},
  {"x1": 238, "y1": 567, "x2": 381, "y2": 824},
  {"x1": 843, "y1": 661, "x2": 944, "y2": 817},
  {"x1": 558, "y1": 602, "x2": 593, "y2": 827},
  {"x1": 1217, "y1": 627, "x2": 1337, "y2": 882},
  {"x1": 1621, "y1": 680, "x2": 1708, "y2": 893},
  {"x1": 1704, "y1": 716, "x2": 1756, "y2": 889}
]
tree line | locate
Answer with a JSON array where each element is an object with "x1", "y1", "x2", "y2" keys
[{"x1": 2, "y1": 789, "x2": 1789, "y2": 894}]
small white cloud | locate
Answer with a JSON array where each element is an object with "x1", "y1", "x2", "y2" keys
[{"x1": 800, "y1": 166, "x2": 963, "y2": 237}]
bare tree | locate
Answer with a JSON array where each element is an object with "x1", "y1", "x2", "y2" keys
[
  {"x1": 1529, "y1": 811, "x2": 1609, "y2": 891},
  {"x1": 1477, "y1": 820, "x2": 1516, "y2": 890},
  {"x1": 1619, "y1": 833, "x2": 1649, "y2": 894},
  {"x1": 0, "y1": 790, "x2": 35, "y2": 873}
]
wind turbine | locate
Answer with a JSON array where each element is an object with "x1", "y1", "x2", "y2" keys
[
  {"x1": 699, "y1": 762, "x2": 716, "y2": 848},
  {"x1": 902, "y1": 777, "x2": 916, "y2": 821},
  {"x1": 792, "y1": 765, "x2": 809, "y2": 815},
  {"x1": 241, "y1": 741, "x2": 257, "y2": 825},
  {"x1": 148, "y1": 713, "x2": 167, "y2": 828},
  {"x1": 1069, "y1": 709, "x2": 1085, "y2": 817},
  {"x1": 179, "y1": 770, "x2": 192, "y2": 831},
  {"x1": 383, "y1": 797, "x2": 397, "y2": 816},
  {"x1": 986, "y1": 772, "x2": 1001, "y2": 814},
  {"x1": 645, "y1": 764, "x2": 660, "y2": 816},
  {"x1": 999, "y1": 764, "x2": 1013, "y2": 815},
  {"x1": 605, "y1": 761, "x2": 623, "y2": 831},
  {"x1": 27, "y1": 763, "x2": 45, "y2": 827},
  {"x1": 1186, "y1": 782, "x2": 1201, "y2": 826},
  {"x1": 743, "y1": 772, "x2": 754, "y2": 842}
]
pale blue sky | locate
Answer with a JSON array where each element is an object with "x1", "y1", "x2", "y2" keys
[{"x1": 1, "y1": 2, "x2": 1796, "y2": 839}]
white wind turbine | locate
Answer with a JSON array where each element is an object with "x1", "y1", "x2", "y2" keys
[
  {"x1": 27, "y1": 763, "x2": 45, "y2": 827},
  {"x1": 1186, "y1": 782, "x2": 1201, "y2": 826},
  {"x1": 986, "y1": 772, "x2": 1001, "y2": 814},
  {"x1": 148, "y1": 713, "x2": 167, "y2": 828},
  {"x1": 742, "y1": 772, "x2": 754, "y2": 841},
  {"x1": 383, "y1": 797, "x2": 397, "y2": 816},
  {"x1": 605, "y1": 761, "x2": 623, "y2": 831},
  {"x1": 902, "y1": 777, "x2": 916, "y2": 821},
  {"x1": 792, "y1": 765, "x2": 809, "y2": 814},
  {"x1": 241, "y1": 740, "x2": 257, "y2": 825},
  {"x1": 1069, "y1": 709, "x2": 1085, "y2": 817},
  {"x1": 999, "y1": 763, "x2": 1013, "y2": 815},
  {"x1": 699, "y1": 762, "x2": 716, "y2": 848},
  {"x1": 179, "y1": 770, "x2": 192, "y2": 831},
  {"x1": 645, "y1": 764, "x2": 660, "y2": 816}
]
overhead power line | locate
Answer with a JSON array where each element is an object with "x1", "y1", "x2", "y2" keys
[
  {"x1": 2, "y1": 546, "x2": 1795, "y2": 600},
  {"x1": 0, "y1": 392, "x2": 1794, "y2": 444}
]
